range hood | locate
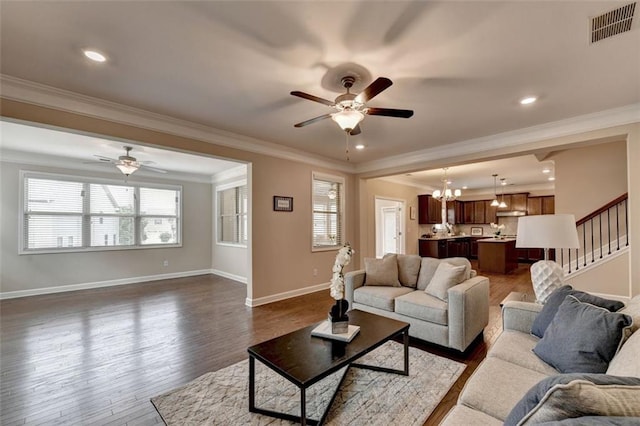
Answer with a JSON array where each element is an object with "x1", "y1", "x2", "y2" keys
[{"x1": 496, "y1": 210, "x2": 527, "y2": 217}]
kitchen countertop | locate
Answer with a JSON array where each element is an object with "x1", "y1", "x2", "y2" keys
[
  {"x1": 419, "y1": 235, "x2": 472, "y2": 240},
  {"x1": 477, "y1": 237, "x2": 517, "y2": 243}
]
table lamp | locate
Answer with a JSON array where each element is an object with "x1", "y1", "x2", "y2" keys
[{"x1": 516, "y1": 214, "x2": 579, "y2": 303}]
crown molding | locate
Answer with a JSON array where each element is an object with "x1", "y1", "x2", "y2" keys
[
  {"x1": 3, "y1": 75, "x2": 639, "y2": 178},
  {"x1": 211, "y1": 164, "x2": 248, "y2": 184},
  {"x1": 0, "y1": 75, "x2": 355, "y2": 173},
  {"x1": 355, "y1": 103, "x2": 640, "y2": 175}
]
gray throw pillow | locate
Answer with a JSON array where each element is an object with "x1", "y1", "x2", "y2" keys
[
  {"x1": 364, "y1": 255, "x2": 400, "y2": 287},
  {"x1": 397, "y1": 254, "x2": 421, "y2": 288},
  {"x1": 424, "y1": 262, "x2": 466, "y2": 302},
  {"x1": 531, "y1": 285, "x2": 625, "y2": 338},
  {"x1": 533, "y1": 296, "x2": 632, "y2": 374},
  {"x1": 504, "y1": 373, "x2": 640, "y2": 426}
]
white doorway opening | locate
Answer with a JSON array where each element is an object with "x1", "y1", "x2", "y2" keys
[{"x1": 375, "y1": 197, "x2": 406, "y2": 258}]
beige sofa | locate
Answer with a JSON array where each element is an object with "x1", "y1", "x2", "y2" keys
[
  {"x1": 344, "y1": 254, "x2": 489, "y2": 352},
  {"x1": 441, "y1": 295, "x2": 640, "y2": 425}
]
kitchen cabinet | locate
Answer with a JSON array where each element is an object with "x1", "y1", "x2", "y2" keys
[
  {"x1": 463, "y1": 202, "x2": 474, "y2": 224},
  {"x1": 419, "y1": 237, "x2": 471, "y2": 258},
  {"x1": 485, "y1": 201, "x2": 498, "y2": 224},
  {"x1": 418, "y1": 195, "x2": 442, "y2": 224},
  {"x1": 473, "y1": 201, "x2": 485, "y2": 224},
  {"x1": 470, "y1": 236, "x2": 483, "y2": 259},
  {"x1": 448, "y1": 200, "x2": 464, "y2": 224},
  {"x1": 497, "y1": 194, "x2": 512, "y2": 211},
  {"x1": 542, "y1": 196, "x2": 555, "y2": 214},
  {"x1": 511, "y1": 193, "x2": 528, "y2": 211},
  {"x1": 478, "y1": 238, "x2": 518, "y2": 274}
]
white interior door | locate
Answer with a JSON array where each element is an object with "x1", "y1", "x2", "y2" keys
[{"x1": 375, "y1": 197, "x2": 406, "y2": 258}]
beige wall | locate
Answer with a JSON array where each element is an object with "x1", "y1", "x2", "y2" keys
[
  {"x1": 552, "y1": 140, "x2": 628, "y2": 218},
  {"x1": 358, "y1": 178, "x2": 421, "y2": 261},
  {"x1": 0, "y1": 161, "x2": 213, "y2": 294},
  {"x1": 565, "y1": 253, "x2": 629, "y2": 297},
  {"x1": 0, "y1": 100, "x2": 356, "y2": 303}
]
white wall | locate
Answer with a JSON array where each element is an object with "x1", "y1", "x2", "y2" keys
[{"x1": 0, "y1": 161, "x2": 213, "y2": 297}]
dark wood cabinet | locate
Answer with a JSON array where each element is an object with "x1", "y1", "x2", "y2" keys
[
  {"x1": 527, "y1": 197, "x2": 542, "y2": 215},
  {"x1": 542, "y1": 196, "x2": 555, "y2": 214},
  {"x1": 463, "y1": 202, "x2": 474, "y2": 224},
  {"x1": 497, "y1": 194, "x2": 512, "y2": 211},
  {"x1": 470, "y1": 237, "x2": 481, "y2": 259},
  {"x1": 485, "y1": 201, "x2": 497, "y2": 224},
  {"x1": 447, "y1": 200, "x2": 464, "y2": 224},
  {"x1": 511, "y1": 193, "x2": 528, "y2": 211},
  {"x1": 418, "y1": 195, "x2": 442, "y2": 224},
  {"x1": 473, "y1": 201, "x2": 485, "y2": 224},
  {"x1": 419, "y1": 237, "x2": 471, "y2": 259}
]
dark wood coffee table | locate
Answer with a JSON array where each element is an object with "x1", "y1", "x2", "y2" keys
[{"x1": 247, "y1": 310, "x2": 410, "y2": 425}]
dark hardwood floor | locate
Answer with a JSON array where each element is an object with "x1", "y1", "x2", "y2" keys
[{"x1": 0, "y1": 261, "x2": 533, "y2": 425}]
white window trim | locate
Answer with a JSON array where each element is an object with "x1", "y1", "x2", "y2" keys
[
  {"x1": 311, "y1": 171, "x2": 346, "y2": 252},
  {"x1": 19, "y1": 170, "x2": 183, "y2": 254},
  {"x1": 215, "y1": 179, "x2": 247, "y2": 248}
]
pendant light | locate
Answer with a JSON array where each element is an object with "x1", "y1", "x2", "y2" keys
[
  {"x1": 490, "y1": 174, "x2": 499, "y2": 207},
  {"x1": 499, "y1": 178, "x2": 508, "y2": 208}
]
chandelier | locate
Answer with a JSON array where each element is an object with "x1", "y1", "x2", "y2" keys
[{"x1": 432, "y1": 168, "x2": 461, "y2": 201}]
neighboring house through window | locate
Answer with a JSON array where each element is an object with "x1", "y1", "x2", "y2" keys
[
  {"x1": 312, "y1": 172, "x2": 344, "y2": 251},
  {"x1": 217, "y1": 180, "x2": 248, "y2": 246},
  {"x1": 21, "y1": 171, "x2": 181, "y2": 253}
]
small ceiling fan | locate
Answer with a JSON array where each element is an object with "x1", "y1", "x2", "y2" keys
[
  {"x1": 86, "y1": 146, "x2": 167, "y2": 176},
  {"x1": 291, "y1": 76, "x2": 414, "y2": 135}
]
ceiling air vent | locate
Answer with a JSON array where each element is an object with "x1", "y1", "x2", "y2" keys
[{"x1": 591, "y1": 2, "x2": 636, "y2": 43}]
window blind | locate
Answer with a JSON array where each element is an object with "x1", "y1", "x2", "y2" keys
[
  {"x1": 218, "y1": 184, "x2": 247, "y2": 245},
  {"x1": 22, "y1": 173, "x2": 181, "y2": 252},
  {"x1": 312, "y1": 177, "x2": 342, "y2": 248}
]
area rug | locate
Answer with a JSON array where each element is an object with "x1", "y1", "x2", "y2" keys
[{"x1": 151, "y1": 341, "x2": 465, "y2": 425}]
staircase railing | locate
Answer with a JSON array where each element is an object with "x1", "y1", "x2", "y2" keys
[{"x1": 558, "y1": 193, "x2": 629, "y2": 275}]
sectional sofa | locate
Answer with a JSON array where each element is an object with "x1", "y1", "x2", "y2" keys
[{"x1": 441, "y1": 287, "x2": 640, "y2": 425}]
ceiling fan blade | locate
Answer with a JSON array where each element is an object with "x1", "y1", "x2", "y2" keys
[
  {"x1": 83, "y1": 160, "x2": 113, "y2": 165},
  {"x1": 294, "y1": 113, "x2": 332, "y2": 127},
  {"x1": 290, "y1": 91, "x2": 335, "y2": 107},
  {"x1": 349, "y1": 124, "x2": 362, "y2": 136},
  {"x1": 140, "y1": 165, "x2": 167, "y2": 174},
  {"x1": 355, "y1": 77, "x2": 393, "y2": 103},
  {"x1": 366, "y1": 107, "x2": 414, "y2": 118},
  {"x1": 94, "y1": 155, "x2": 115, "y2": 162}
]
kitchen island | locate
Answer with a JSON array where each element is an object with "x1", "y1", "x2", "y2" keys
[
  {"x1": 418, "y1": 235, "x2": 471, "y2": 259},
  {"x1": 477, "y1": 237, "x2": 518, "y2": 274}
]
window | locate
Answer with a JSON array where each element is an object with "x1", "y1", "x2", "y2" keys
[
  {"x1": 21, "y1": 172, "x2": 181, "y2": 253},
  {"x1": 217, "y1": 181, "x2": 247, "y2": 245},
  {"x1": 312, "y1": 172, "x2": 344, "y2": 250}
]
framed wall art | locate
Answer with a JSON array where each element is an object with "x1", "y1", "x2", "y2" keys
[
  {"x1": 273, "y1": 196, "x2": 293, "y2": 212},
  {"x1": 471, "y1": 227, "x2": 483, "y2": 236}
]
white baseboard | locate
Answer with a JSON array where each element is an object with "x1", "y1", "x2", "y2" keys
[
  {"x1": 246, "y1": 282, "x2": 330, "y2": 307},
  {"x1": 210, "y1": 269, "x2": 247, "y2": 284},
  {"x1": 0, "y1": 269, "x2": 213, "y2": 300}
]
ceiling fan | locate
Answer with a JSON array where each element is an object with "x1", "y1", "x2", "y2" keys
[
  {"x1": 291, "y1": 76, "x2": 414, "y2": 135},
  {"x1": 86, "y1": 146, "x2": 167, "y2": 176}
]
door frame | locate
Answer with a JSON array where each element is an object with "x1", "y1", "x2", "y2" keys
[{"x1": 374, "y1": 196, "x2": 406, "y2": 258}]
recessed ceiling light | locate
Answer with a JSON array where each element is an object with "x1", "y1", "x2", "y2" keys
[
  {"x1": 542, "y1": 168, "x2": 551, "y2": 174},
  {"x1": 355, "y1": 144, "x2": 365, "y2": 150},
  {"x1": 83, "y1": 49, "x2": 107, "y2": 63},
  {"x1": 548, "y1": 176, "x2": 556, "y2": 181},
  {"x1": 462, "y1": 186, "x2": 468, "y2": 190},
  {"x1": 520, "y1": 96, "x2": 537, "y2": 105},
  {"x1": 501, "y1": 180, "x2": 507, "y2": 186}
]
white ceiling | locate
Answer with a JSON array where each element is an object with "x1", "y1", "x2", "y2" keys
[{"x1": 1, "y1": 1, "x2": 639, "y2": 185}]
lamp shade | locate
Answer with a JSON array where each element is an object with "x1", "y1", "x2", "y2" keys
[
  {"x1": 331, "y1": 110, "x2": 364, "y2": 131},
  {"x1": 516, "y1": 214, "x2": 579, "y2": 249}
]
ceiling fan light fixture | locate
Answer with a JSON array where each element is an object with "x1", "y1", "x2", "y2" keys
[
  {"x1": 116, "y1": 160, "x2": 140, "y2": 176},
  {"x1": 331, "y1": 110, "x2": 364, "y2": 131}
]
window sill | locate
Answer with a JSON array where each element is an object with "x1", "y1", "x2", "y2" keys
[{"x1": 19, "y1": 243, "x2": 183, "y2": 255}]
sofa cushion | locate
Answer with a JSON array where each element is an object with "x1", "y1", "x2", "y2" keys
[
  {"x1": 364, "y1": 255, "x2": 400, "y2": 287},
  {"x1": 424, "y1": 262, "x2": 466, "y2": 301},
  {"x1": 607, "y1": 328, "x2": 640, "y2": 378},
  {"x1": 397, "y1": 254, "x2": 421, "y2": 288},
  {"x1": 416, "y1": 257, "x2": 441, "y2": 290},
  {"x1": 619, "y1": 295, "x2": 640, "y2": 334},
  {"x1": 440, "y1": 405, "x2": 503, "y2": 426},
  {"x1": 353, "y1": 286, "x2": 413, "y2": 312},
  {"x1": 459, "y1": 357, "x2": 549, "y2": 421},
  {"x1": 531, "y1": 285, "x2": 625, "y2": 338},
  {"x1": 533, "y1": 296, "x2": 632, "y2": 374},
  {"x1": 504, "y1": 373, "x2": 640, "y2": 426},
  {"x1": 395, "y1": 291, "x2": 448, "y2": 325},
  {"x1": 537, "y1": 418, "x2": 640, "y2": 425},
  {"x1": 488, "y1": 330, "x2": 558, "y2": 375}
]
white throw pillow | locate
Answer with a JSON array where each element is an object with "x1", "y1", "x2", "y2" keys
[
  {"x1": 424, "y1": 262, "x2": 466, "y2": 301},
  {"x1": 364, "y1": 255, "x2": 401, "y2": 287}
]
